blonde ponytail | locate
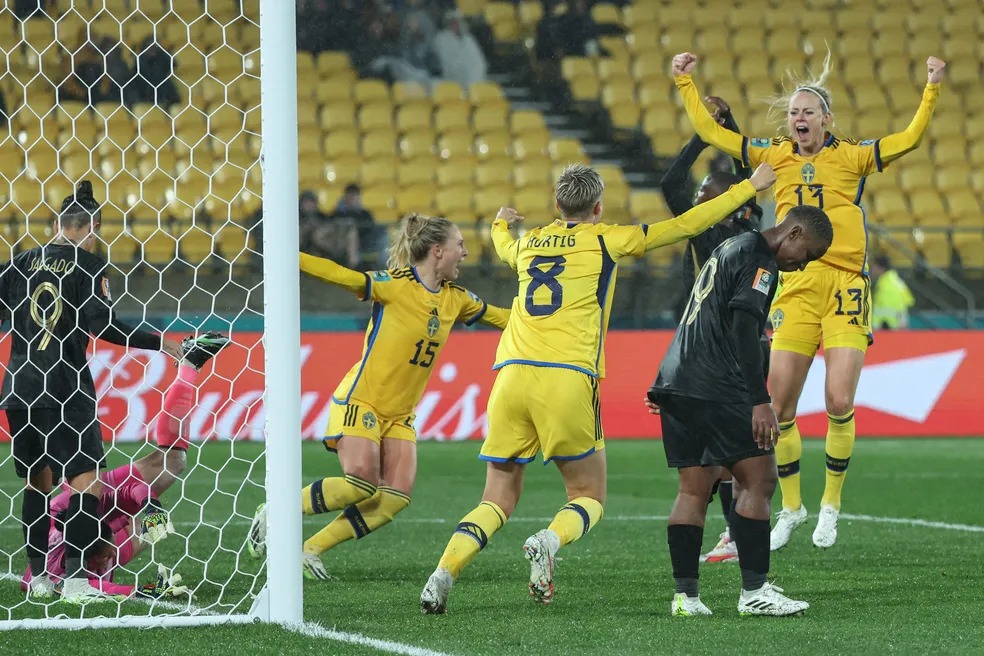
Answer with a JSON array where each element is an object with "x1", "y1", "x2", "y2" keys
[
  {"x1": 387, "y1": 214, "x2": 454, "y2": 269},
  {"x1": 766, "y1": 47, "x2": 835, "y2": 131}
]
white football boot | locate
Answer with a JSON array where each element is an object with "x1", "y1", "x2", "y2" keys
[
  {"x1": 812, "y1": 505, "x2": 840, "y2": 548},
  {"x1": 701, "y1": 530, "x2": 739, "y2": 563},
  {"x1": 671, "y1": 593, "x2": 713, "y2": 616},
  {"x1": 420, "y1": 568, "x2": 453, "y2": 614},
  {"x1": 302, "y1": 552, "x2": 334, "y2": 581},
  {"x1": 738, "y1": 582, "x2": 809, "y2": 616},
  {"x1": 523, "y1": 529, "x2": 560, "y2": 605},
  {"x1": 770, "y1": 506, "x2": 808, "y2": 551},
  {"x1": 27, "y1": 574, "x2": 56, "y2": 600}
]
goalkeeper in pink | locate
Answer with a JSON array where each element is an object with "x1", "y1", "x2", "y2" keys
[{"x1": 21, "y1": 463, "x2": 190, "y2": 600}]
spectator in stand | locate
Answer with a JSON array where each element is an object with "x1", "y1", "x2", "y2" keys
[
  {"x1": 399, "y1": 13, "x2": 441, "y2": 85},
  {"x1": 300, "y1": 190, "x2": 361, "y2": 269},
  {"x1": 535, "y1": 0, "x2": 625, "y2": 61},
  {"x1": 59, "y1": 38, "x2": 111, "y2": 104},
  {"x1": 433, "y1": 10, "x2": 487, "y2": 88},
  {"x1": 401, "y1": 0, "x2": 439, "y2": 43},
  {"x1": 128, "y1": 38, "x2": 180, "y2": 108},
  {"x1": 871, "y1": 255, "x2": 915, "y2": 330},
  {"x1": 13, "y1": 0, "x2": 49, "y2": 18},
  {"x1": 332, "y1": 184, "x2": 382, "y2": 267},
  {"x1": 98, "y1": 36, "x2": 133, "y2": 105}
]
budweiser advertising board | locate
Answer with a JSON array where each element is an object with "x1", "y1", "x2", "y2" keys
[{"x1": 0, "y1": 331, "x2": 981, "y2": 441}]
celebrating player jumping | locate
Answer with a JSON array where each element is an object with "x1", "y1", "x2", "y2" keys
[
  {"x1": 420, "y1": 161, "x2": 778, "y2": 614},
  {"x1": 672, "y1": 51, "x2": 944, "y2": 549},
  {"x1": 248, "y1": 214, "x2": 509, "y2": 581}
]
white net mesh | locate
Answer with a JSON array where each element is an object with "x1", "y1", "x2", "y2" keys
[{"x1": 0, "y1": 0, "x2": 269, "y2": 625}]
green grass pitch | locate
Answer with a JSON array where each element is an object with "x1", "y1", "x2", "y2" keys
[{"x1": 2, "y1": 438, "x2": 983, "y2": 655}]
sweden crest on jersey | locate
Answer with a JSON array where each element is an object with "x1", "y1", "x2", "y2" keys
[
  {"x1": 427, "y1": 314, "x2": 440, "y2": 337},
  {"x1": 362, "y1": 411, "x2": 377, "y2": 429},
  {"x1": 801, "y1": 163, "x2": 816, "y2": 184}
]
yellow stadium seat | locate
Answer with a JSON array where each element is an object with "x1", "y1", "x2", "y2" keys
[
  {"x1": 473, "y1": 105, "x2": 510, "y2": 135},
  {"x1": 216, "y1": 225, "x2": 254, "y2": 265},
  {"x1": 935, "y1": 167, "x2": 969, "y2": 194},
  {"x1": 178, "y1": 225, "x2": 216, "y2": 266},
  {"x1": 317, "y1": 51, "x2": 352, "y2": 76},
  {"x1": 314, "y1": 75, "x2": 354, "y2": 103},
  {"x1": 597, "y1": 58, "x2": 631, "y2": 84},
  {"x1": 561, "y1": 57, "x2": 595, "y2": 82},
  {"x1": 899, "y1": 167, "x2": 934, "y2": 193},
  {"x1": 362, "y1": 132, "x2": 397, "y2": 160},
  {"x1": 358, "y1": 104, "x2": 394, "y2": 132},
  {"x1": 434, "y1": 106, "x2": 472, "y2": 135},
  {"x1": 513, "y1": 160, "x2": 552, "y2": 189},
  {"x1": 437, "y1": 133, "x2": 473, "y2": 160},
  {"x1": 510, "y1": 110, "x2": 547, "y2": 135},
  {"x1": 475, "y1": 160, "x2": 512, "y2": 188},
  {"x1": 432, "y1": 81, "x2": 466, "y2": 105},
  {"x1": 547, "y1": 138, "x2": 587, "y2": 164},
  {"x1": 608, "y1": 103, "x2": 641, "y2": 131},
  {"x1": 630, "y1": 190, "x2": 669, "y2": 223},
  {"x1": 517, "y1": 0, "x2": 544, "y2": 33},
  {"x1": 568, "y1": 75, "x2": 600, "y2": 103},
  {"x1": 512, "y1": 133, "x2": 550, "y2": 161},
  {"x1": 398, "y1": 130, "x2": 436, "y2": 160},
  {"x1": 320, "y1": 101, "x2": 357, "y2": 132},
  {"x1": 360, "y1": 185, "x2": 397, "y2": 214},
  {"x1": 469, "y1": 81, "x2": 506, "y2": 106},
  {"x1": 968, "y1": 141, "x2": 984, "y2": 166},
  {"x1": 908, "y1": 190, "x2": 946, "y2": 220},
  {"x1": 946, "y1": 190, "x2": 980, "y2": 220},
  {"x1": 953, "y1": 234, "x2": 983, "y2": 269},
  {"x1": 396, "y1": 186, "x2": 436, "y2": 215},
  {"x1": 867, "y1": 191, "x2": 908, "y2": 223},
  {"x1": 484, "y1": 2, "x2": 520, "y2": 42},
  {"x1": 591, "y1": 3, "x2": 621, "y2": 25},
  {"x1": 474, "y1": 185, "x2": 513, "y2": 218},
  {"x1": 455, "y1": 0, "x2": 486, "y2": 17},
  {"x1": 434, "y1": 186, "x2": 473, "y2": 218},
  {"x1": 360, "y1": 159, "x2": 398, "y2": 187},
  {"x1": 354, "y1": 79, "x2": 391, "y2": 105},
  {"x1": 397, "y1": 158, "x2": 437, "y2": 187},
  {"x1": 437, "y1": 160, "x2": 476, "y2": 188},
  {"x1": 392, "y1": 81, "x2": 429, "y2": 107},
  {"x1": 395, "y1": 105, "x2": 432, "y2": 134},
  {"x1": 475, "y1": 132, "x2": 512, "y2": 161},
  {"x1": 512, "y1": 187, "x2": 553, "y2": 221},
  {"x1": 324, "y1": 132, "x2": 359, "y2": 158}
]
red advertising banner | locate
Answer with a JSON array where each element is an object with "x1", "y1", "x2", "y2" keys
[{"x1": 0, "y1": 331, "x2": 982, "y2": 441}]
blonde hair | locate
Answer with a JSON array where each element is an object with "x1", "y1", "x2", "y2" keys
[
  {"x1": 766, "y1": 48, "x2": 835, "y2": 131},
  {"x1": 387, "y1": 213, "x2": 455, "y2": 269},
  {"x1": 555, "y1": 163, "x2": 604, "y2": 219}
]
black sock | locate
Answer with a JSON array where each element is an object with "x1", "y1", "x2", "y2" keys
[
  {"x1": 718, "y1": 481, "x2": 734, "y2": 526},
  {"x1": 730, "y1": 511, "x2": 770, "y2": 592},
  {"x1": 667, "y1": 524, "x2": 703, "y2": 596},
  {"x1": 22, "y1": 488, "x2": 48, "y2": 576},
  {"x1": 63, "y1": 492, "x2": 101, "y2": 579},
  {"x1": 728, "y1": 498, "x2": 738, "y2": 547}
]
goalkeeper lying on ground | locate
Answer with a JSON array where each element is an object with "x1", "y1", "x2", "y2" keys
[{"x1": 21, "y1": 462, "x2": 190, "y2": 600}]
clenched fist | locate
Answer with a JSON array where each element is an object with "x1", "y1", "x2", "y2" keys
[
  {"x1": 672, "y1": 52, "x2": 697, "y2": 77},
  {"x1": 926, "y1": 56, "x2": 945, "y2": 84}
]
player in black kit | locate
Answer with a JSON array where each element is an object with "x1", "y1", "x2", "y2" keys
[
  {"x1": 660, "y1": 95, "x2": 765, "y2": 564},
  {"x1": 0, "y1": 181, "x2": 182, "y2": 601},
  {"x1": 649, "y1": 205, "x2": 832, "y2": 617}
]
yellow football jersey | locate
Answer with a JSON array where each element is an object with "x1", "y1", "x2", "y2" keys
[
  {"x1": 490, "y1": 179, "x2": 756, "y2": 378},
  {"x1": 299, "y1": 255, "x2": 509, "y2": 418},
  {"x1": 676, "y1": 74, "x2": 940, "y2": 274}
]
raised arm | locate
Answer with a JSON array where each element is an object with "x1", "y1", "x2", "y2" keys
[
  {"x1": 672, "y1": 53, "x2": 745, "y2": 160},
  {"x1": 660, "y1": 135, "x2": 705, "y2": 216},
  {"x1": 641, "y1": 164, "x2": 775, "y2": 251},
  {"x1": 490, "y1": 207, "x2": 523, "y2": 270},
  {"x1": 878, "y1": 57, "x2": 944, "y2": 165},
  {"x1": 299, "y1": 252, "x2": 368, "y2": 297}
]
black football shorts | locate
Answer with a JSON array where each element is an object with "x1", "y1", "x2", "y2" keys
[
  {"x1": 650, "y1": 392, "x2": 772, "y2": 469},
  {"x1": 7, "y1": 407, "x2": 106, "y2": 480}
]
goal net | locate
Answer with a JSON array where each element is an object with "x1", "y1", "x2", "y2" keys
[{"x1": 0, "y1": 0, "x2": 301, "y2": 629}]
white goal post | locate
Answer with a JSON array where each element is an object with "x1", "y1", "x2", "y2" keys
[{"x1": 0, "y1": 0, "x2": 301, "y2": 629}]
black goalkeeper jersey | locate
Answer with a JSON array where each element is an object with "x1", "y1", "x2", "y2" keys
[
  {"x1": 0, "y1": 244, "x2": 162, "y2": 414},
  {"x1": 654, "y1": 231, "x2": 777, "y2": 404}
]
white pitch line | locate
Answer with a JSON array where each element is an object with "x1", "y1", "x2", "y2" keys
[
  {"x1": 839, "y1": 513, "x2": 984, "y2": 533},
  {"x1": 283, "y1": 622, "x2": 454, "y2": 656}
]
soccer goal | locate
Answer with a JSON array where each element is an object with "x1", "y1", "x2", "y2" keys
[{"x1": 0, "y1": 0, "x2": 301, "y2": 629}]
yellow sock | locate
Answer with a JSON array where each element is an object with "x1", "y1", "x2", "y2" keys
[
  {"x1": 436, "y1": 501, "x2": 507, "y2": 579},
  {"x1": 303, "y1": 487, "x2": 411, "y2": 555},
  {"x1": 775, "y1": 419, "x2": 803, "y2": 511},
  {"x1": 547, "y1": 497, "x2": 604, "y2": 547},
  {"x1": 301, "y1": 475, "x2": 377, "y2": 515},
  {"x1": 821, "y1": 410, "x2": 855, "y2": 510}
]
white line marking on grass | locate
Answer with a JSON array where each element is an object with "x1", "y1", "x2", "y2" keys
[
  {"x1": 284, "y1": 622, "x2": 454, "y2": 656},
  {"x1": 839, "y1": 513, "x2": 984, "y2": 533}
]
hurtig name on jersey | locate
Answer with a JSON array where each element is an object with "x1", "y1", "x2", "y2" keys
[
  {"x1": 27, "y1": 257, "x2": 78, "y2": 275},
  {"x1": 526, "y1": 234, "x2": 577, "y2": 249}
]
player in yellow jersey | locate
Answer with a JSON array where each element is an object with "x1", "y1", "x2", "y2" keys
[
  {"x1": 672, "y1": 51, "x2": 946, "y2": 549},
  {"x1": 247, "y1": 214, "x2": 510, "y2": 580},
  {"x1": 420, "y1": 161, "x2": 778, "y2": 613}
]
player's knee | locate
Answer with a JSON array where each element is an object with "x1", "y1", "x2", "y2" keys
[
  {"x1": 825, "y1": 392, "x2": 854, "y2": 418},
  {"x1": 166, "y1": 450, "x2": 187, "y2": 477},
  {"x1": 771, "y1": 401, "x2": 797, "y2": 424}
]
